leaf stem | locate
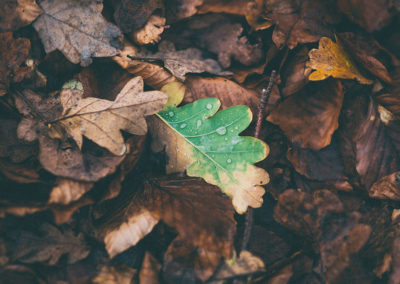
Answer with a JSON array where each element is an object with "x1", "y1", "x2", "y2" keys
[{"x1": 241, "y1": 70, "x2": 276, "y2": 253}]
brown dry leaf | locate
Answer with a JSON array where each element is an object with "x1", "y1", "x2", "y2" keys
[
  {"x1": 338, "y1": 89, "x2": 400, "y2": 190},
  {"x1": 0, "y1": 0, "x2": 43, "y2": 32},
  {"x1": 265, "y1": 0, "x2": 340, "y2": 49},
  {"x1": 164, "y1": 0, "x2": 203, "y2": 22},
  {"x1": 93, "y1": 264, "x2": 137, "y2": 284},
  {"x1": 100, "y1": 175, "x2": 236, "y2": 259},
  {"x1": 0, "y1": 159, "x2": 40, "y2": 184},
  {"x1": 180, "y1": 14, "x2": 263, "y2": 68},
  {"x1": 369, "y1": 172, "x2": 400, "y2": 200},
  {"x1": 390, "y1": 228, "x2": 400, "y2": 284},
  {"x1": 136, "y1": 41, "x2": 230, "y2": 81},
  {"x1": 113, "y1": 41, "x2": 178, "y2": 89},
  {"x1": 274, "y1": 189, "x2": 372, "y2": 283},
  {"x1": 131, "y1": 15, "x2": 166, "y2": 45},
  {"x1": 33, "y1": 0, "x2": 123, "y2": 66},
  {"x1": 9, "y1": 223, "x2": 89, "y2": 265},
  {"x1": 183, "y1": 76, "x2": 260, "y2": 115},
  {"x1": 56, "y1": 77, "x2": 167, "y2": 156},
  {"x1": 287, "y1": 142, "x2": 352, "y2": 191},
  {"x1": 339, "y1": 33, "x2": 399, "y2": 84},
  {"x1": 307, "y1": 36, "x2": 373, "y2": 84},
  {"x1": 211, "y1": 251, "x2": 265, "y2": 282},
  {"x1": 267, "y1": 79, "x2": 344, "y2": 150},
  {"x1": 49, "y1": 178, "x2": 93, "y2": 205},
  {"x1": 114, "y1": 0, "x2": 162, "y2": 33},
  {"x1": 280, "y1": 46, "x2": 312, "y2": 97},
  {"x1": 139, "y1": 252, "x2": 161, "y2": 284},
  {"x1": 0, "y1": 32, "x2": 31, "y2": 96},
  {"x1": 163, "y1": 236, "x2": 222, "y2": 282},
  {"x1": 197, "y1": 0, "x2": 272, "y2": 30},
  {"x1": 338, "y1": 0, "x2": 396, "y2": 32}
]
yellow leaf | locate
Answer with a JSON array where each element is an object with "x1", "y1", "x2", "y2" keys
[{"x1": 307, "y1": 36, "x2": 373, "y2": 84}]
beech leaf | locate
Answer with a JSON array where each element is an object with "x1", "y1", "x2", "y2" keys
[
  {"x1": 57, "y1": 77, "x2": 167, "y2": 156},
  {"x1": 307, "y1": 36, "x2": 373, "y2": 84},
  {"x1": 150, "y1": 98, "x2": 269, "y2": 213}
]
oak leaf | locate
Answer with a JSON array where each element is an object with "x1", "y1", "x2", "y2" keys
[
  {"x1": 307, "y1": 36, "x2": 373, "y2": 84},
  {"x1": 150, "y1": 97, "x2": 269, "y2": 213},
  {"x1": 131, "y1": 15, "x2": 166, "y2": 45},
  {"x1": 33, "y1": 0, "x2": 123, "y2": 66},
  {"x1": 56, "y1": 77, "x2": 167, "y2": 156}
]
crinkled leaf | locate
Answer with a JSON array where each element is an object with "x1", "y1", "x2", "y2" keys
[
  {"x1": 33, "y1": 0, "x2": 123, "y2": 66},
  {"x1": 57, "y1": 77, "x2": 167, "y2": 155},
  {"x1": 0, "y1": 0, "x2": 43, "y2": 32},
  {"x1": 307, "y1": 36, "x2": 373, "y2": 84},
  {"x1": 150, "y1": 98, "x2": 269, "y2": 213}
]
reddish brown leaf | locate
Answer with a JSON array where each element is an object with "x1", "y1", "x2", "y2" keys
[
  {"x1": 0, "y1": 33, "x2": 31, "y2": 96},
  {"x1": 267, "y1": 79, "x2": 344, "y2": 150}
]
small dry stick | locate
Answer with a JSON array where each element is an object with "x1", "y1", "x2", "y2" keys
[{"x1": 241, "y1": 70, "x2": 277, "y2": 253}]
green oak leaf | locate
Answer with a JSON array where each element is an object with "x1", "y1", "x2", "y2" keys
[{"x1": 150, "y1": 97, "x2": 269, "y2": 213}]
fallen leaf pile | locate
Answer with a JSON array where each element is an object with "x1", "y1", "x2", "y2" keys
[{"x1": 1, "y1": 0, "x2": 400, "y2": 283}]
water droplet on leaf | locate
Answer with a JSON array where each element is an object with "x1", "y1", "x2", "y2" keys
[
  {"x1": 197, "y1": 120, "x2": 202, "y2": 128},
  {"x1": 180, "y1": 123, "x2": 187, "y2": 129},
  {"x1": 168, "y1": 111, "x2": 174, "y2": 117},
  {"x1": 227, "y1": 158, "x2": 232, "y2": 163},
  {"x1": 216, "y1": 126, "x2": 227, "y2": 135},
  {"x1": 206, "y1": 103, "x2": 212, "y2": 110}
]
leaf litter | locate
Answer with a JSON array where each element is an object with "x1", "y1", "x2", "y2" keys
[{"x1": 1, "y1": 0, "x2": 400, "y2": 283}]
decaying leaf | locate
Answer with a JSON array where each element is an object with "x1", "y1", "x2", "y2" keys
[
  {"x1": 33, "y1": 0, "x2": 123, "y2": 66},
  {"x1": 139, "y1": 252, "x2": 161, "y2": 284},
  {"x1": 267, "y1": 79, "x2": 343, "y2": 150},
  {"x1": 132, "y1": 15, "x2": 166, "y2": 45},
  {"x1": 0, "y1": 0, "x2": 43, "y2": 32},
  {"x1": 369, "y1": 172, "x2": 400, "y2": 200},
  {"x1": 164, "y1": 0, "x2": 203, "y2": 22},
  {"x1": 113, "y1": 41, "x2": 178, "y2": 89},
  {"x1": 184, "y1": 76, "x2": 260, "y2": 115},
  {"x1": 150, "y1": 97, "x2": 269, "y2": 213},
  {"x1": 101, "y1": 175, "x2": 236, "y2": 258},
  {"x1": 136, "y1": 41, "x2": 230, "y2": 81},
  {"x1": 0, "y1": 32, "x2": 31, "y2": 96},
  {"x1": 9, "y1": 223, "x2": 89, "y2": 265},
  {"x1": 56, "y1": 77, "x2": 167, "y2": 156},
  {"x1": 307, "y1": 36, "x2": 373, "y2": 84}
]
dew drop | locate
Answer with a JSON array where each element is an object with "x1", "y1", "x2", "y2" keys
[
  {"x1": 180, "y1": 123, "x2": 187, "y2": 129},
  {"x1": 216, "y1": 126, "x2": 227, "y2": 135},
  {"x1": 197, "y1": 120, "x2": 202, "y2": 128},
  {"x1": 234, "y1": 126, "x2": 238, "y2": 130},
  {"x1": 212, "y1": 154, "x2": 215, "y2": 158},
  {"x1": 206, "y1": 103, "x2": 212, "y2": 110},
  {"x1": 224, "y1": 137, "x2": 228, "y2": 141},
  {"x1": 168, "y1": 111, "x2": 174, "y2": 117},
  {"x1": 227, "y1": 158, "x2": 232, "y2": 163}
]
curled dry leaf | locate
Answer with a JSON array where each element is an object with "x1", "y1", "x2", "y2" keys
[
  {"x1": 114, "y1": 0, "x2": 162, "y2": 33},
  {"x1": 338, "y1": 90, "x2": 400, "y2": 190},
  {"x1": 56, "y1": 77, "x2": 167, "y2": 156},
  {"x1": 113, "y1": 41, "x2": 177, "y2": 89},
  {"x1": 307, "y1": 36, "x2": 373, "y2": 84},
  {"x1": 33, "y1": 0, "x2": 123, "y2": 66},
  {"x1": 0, "y1": 32, "x2": 31, "y2": 96},
  {"x1": 132, "y1": 15, "x2": 166, "y2": 45},
  {"x1": 9, "y1": 223, "x2": 89, "y2": 265},
  {"x1": 184, "y1": 76, "x2": 260, "y2": 115},
  {"x1": 49, "y1": 178, "x2": 93, "y2": 205},
  {"x1": 101, "y1": 175, "x2": 236, "y2": 259},
  {"x1": 0, "y1": 0, "x2": 43, "y2": 32},
  {"x1": 267, "y1": 79, "x2": 344, "y2": 150},
  {"x1": 338, "y1": 0, "x2": 395, "y2": 32},
  {"x1": 136, "y1": 41, "x2": 230, "y2": 81},
  {"x1": 369, "y1": 172, "x2": 400, "y2": 200},
  {"x1": 150, "y1": 97, "x2": 269, "y2": 213}
]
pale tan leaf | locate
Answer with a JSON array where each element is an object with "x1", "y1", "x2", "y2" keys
[
  {"x1": 104, "y1": 209, "x2": 159, "y2": 258},
  {"x1": 58, "y1": 77, "x2": 167, "y2": 155},
  {"x1": 49, "y1": 178, "x2": 93, "y2": 205},
  {"x1": 131, "y1": 15, "x2": 166, "y2": 45}
]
